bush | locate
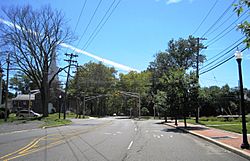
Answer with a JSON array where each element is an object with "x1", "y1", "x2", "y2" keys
[
  {"x1": 200, "y1": 117, "x2": 209, "y2": 121},
  {"x1": 141, "y1": 107, "x2": 149, "y2": 116}
]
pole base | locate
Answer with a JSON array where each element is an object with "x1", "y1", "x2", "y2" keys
[{"x1": 241, "y1": 142, "x2": 250, "y2": 149}]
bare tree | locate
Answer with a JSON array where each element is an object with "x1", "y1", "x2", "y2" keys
[{"x1": 0, "y1": 5, "x2": 72, "y2": 116}]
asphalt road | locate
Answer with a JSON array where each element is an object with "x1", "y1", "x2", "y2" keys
[{"x1": 0, "y1": 117, "x2": 248, "y2": 161}]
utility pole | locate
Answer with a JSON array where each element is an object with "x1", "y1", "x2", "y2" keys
[
  {"x1": 0, "y1": 64, "x2": 3, "y2": 105},
  {"x1": 138, "y1": 94, "x2": 141, "y2": 119},
  {"x1": 83, "y1": 93, "x2": 85, "y2": 118},
  {"x1": 64, "y1": 53, "x2": 78, "y2": 119},
  {"x1": 73, "y1": 63, "x2": 80, "y2": 118},
  {"x1": 195, "y1": 37, "x2": 206, "y2": 123},
  {"x1": 4, "y1": 53, "x2": 10, "y2": 122}
]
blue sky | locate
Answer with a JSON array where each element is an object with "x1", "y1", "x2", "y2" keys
[{"x1": 0, "y1": 0, "x2": 249, "y2": 88}]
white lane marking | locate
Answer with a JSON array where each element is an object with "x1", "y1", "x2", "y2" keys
[
  {"x1": 135, "y1": 128, "x2": 137, "y2": 131},
  {"x1": 104, "y1": 132, "x2": 112, "y2": 135},
  {"x1": 116, "y1": 131, "x2": 121, "y2": 134},
  {"x1": 160, "y1": 134, "x2": 164, "y2": 137},
  {"x1": 157, "y1": 136, "x2": 160, "y2": 139},
  {"x1": 113, "y1": 134, "x2": 117, "y2": 136},
  {"x1": 170, "y1": 135, "x2": 173, "y2": 138},
  {"x1": 153, "y1": 134, "x2": 157, "y2": 138},
  {"x1": 128, "y1": 141, "x2": 134, "y2": 150}
]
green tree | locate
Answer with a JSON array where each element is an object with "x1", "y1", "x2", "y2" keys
[
  {"x1": 69, "y1": 62, "x2": 117, "y2": 116},
  {"x1": 9, "y1": 71, "x2": 37, "y2": 94},
  {"x1": 148, "y1": 36, "x2": 205, "y2": 122},
  {"x1": 117, "y1": 71, "x2": 151, "y2": 116},
  {"x1": 234, "y1": 0, "x2": 250, "y2": 47},
  {"x1": 141, "y1": 107, "x2": 149, "y2": 116}
]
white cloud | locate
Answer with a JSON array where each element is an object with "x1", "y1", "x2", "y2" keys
[{"x1": 166, "y1": 0, "x2": 182, "y2": 5}]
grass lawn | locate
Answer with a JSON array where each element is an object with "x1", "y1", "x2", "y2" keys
[
  {"x1": 41, "y1": 113, "x2": 72, "y2": 128},
  {"x1": 0, "y1": 113, "x2": 20, "y2": 124},
  {"x1": 41, "y1": 112, "x2": 90, "y2": 128},
  {"x1": 185, "y1": 117, "x2": 250, "y2": 134},
  {"x1": 0, "y1": 113, "x2": 76, "y2": 128}
]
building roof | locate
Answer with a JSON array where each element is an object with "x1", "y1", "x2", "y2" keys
[{"x1": 12, "y1": 94, "x2": 35, "y2": 101}]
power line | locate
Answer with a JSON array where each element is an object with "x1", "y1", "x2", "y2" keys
[
  {"x1": 206, "y1": 26, "x2": 238, "y2": 47},
  {"x1": 200, "y1": 41, "x2": 242, "y2": 71},
  {"x1": 205, "y1": 13, "x2": 249, "y2": 47},
  {"x1": 201, "y1": 0, "x2": 237, "y2": 38},
  {"x1": 83, "y1": 0, "x2": 122, "y2": 50},
  {"x1": 200, "y1": 47, "x2": 247, "y2": 75},
  {"x1": 192, "y1": 0, "x2": 218, "y2": 35},
  {"x1": 200, "y1": 55, "x2": 234, "y2": 75},
  {"x1": 206, "y1": 12, "x2": 235, "y2": 37},
  {"x1": 66, "y1": 0, "x2": 87, "y2": 54},
  {"x1": 201, "y1": 36, "x2": 244, "y2": 66},
  {"x1": 73, "y1": 0, "x2": 88, "y2": 33},
  {"x1": 76, "y1": 0, "x2": 103, "y2": 48},
  {"x1": 82, "y1": 0, "x2": 117, "y2": 50}
]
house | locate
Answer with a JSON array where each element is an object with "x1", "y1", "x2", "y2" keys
[
  {"x1": 12, "y1": 90, "x2": 38, "y2": 112},
  {"x1": 12, "y1": 88, "x2": 68, "y2": 114}
]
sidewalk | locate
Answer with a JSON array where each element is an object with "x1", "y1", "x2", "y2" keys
[{"x1": 165, "y1": 121, "x2": 250, "y2": 160}]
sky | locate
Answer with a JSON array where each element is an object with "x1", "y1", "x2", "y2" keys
[{"x1": 0, "y1": 0, "x2": 249, "y2": 88}]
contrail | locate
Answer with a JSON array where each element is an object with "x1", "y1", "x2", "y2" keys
[
  {"x1": 61, "y1": 43, "x2": 139, "y2": 72},
  {"x1": 0, "y1": 18, "x2": 139, "y2": 72}
]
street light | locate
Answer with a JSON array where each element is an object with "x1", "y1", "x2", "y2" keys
[
  {"x1": 58, "y1": 95, "x2": 62, "y2": 119},
  {"x1": 235, "y1": 50, "x2": 249, "y2": 149}
]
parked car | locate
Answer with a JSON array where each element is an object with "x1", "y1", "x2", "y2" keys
[{"x1": 16, "y1": 110, "x2": 42, "y2": 118}]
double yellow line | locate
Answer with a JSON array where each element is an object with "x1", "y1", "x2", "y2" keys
[{"x1": 0, "y1": 120, "x2": 112, "y2": 161}]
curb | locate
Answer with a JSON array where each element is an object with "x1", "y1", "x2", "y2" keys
[
  {"x1": 42, "y1": 122, "x2": 72, "y2": 129},
  {"x1": 165, "y1": 123, "x2": 250, "y2": 160}
]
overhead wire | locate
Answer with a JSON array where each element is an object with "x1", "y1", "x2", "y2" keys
[
  {"x1": 65, "y1": 0, "x2": 87, "y2": 54},
  {"x1": 200, "y1": 47, "x2": 247, "y2": 75},
  {"x1": 73, "y1": 0, "x2": 88, "y2": 33},
  {"x1": 201, "y1": 36, "x2": 244, "y2": 66},
  {"x1": 82, "y1": 0, "x2": 117, "y2": 50},
  {"x1": 83, "y1": 0, "x2": 122, "y2": 50},
  {"x1": 192, "y1": 0, "x2": 218, "y2": 35},
  {"x1": 200, "y1": 41, "x2": 243, "y2": 71},
  {"x1": 201, "y1": 0, "x2": 237, "y2": 38},
  {"x1": 205, "y1": 11, "x2": 249, "y2": 47},
  {"x1": 76, "y1": 0, "x2": 103, "y2": 48},
  {"x1": 205, "y1": 12, "x2": 235, "y2": 37}
]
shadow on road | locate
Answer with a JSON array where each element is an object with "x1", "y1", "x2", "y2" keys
[
  {"x1": 161, "y1": 125, "x2": 208, "y2": 134},
  {"x1": 161, "y1": 128, "x2": 188, "y2": 134},
  {"x1": 154, "y1": 121, "x2": 172, "y2": 125},
  {"x1": 181, "y1": 126, "x2": 209, "y2": 131},
  {"x1": 115, "y1": 116, "x2": 131, "y2": 119}
]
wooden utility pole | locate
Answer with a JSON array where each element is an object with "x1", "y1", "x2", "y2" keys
[
  {"x1": 195, "y1": 37, "x2": 206, "y2": 123},
  {"x1": 64, "y1": 53, "x2": 78, "y2": 119},
  {"x1": 4, "y1": 53, "x2": 10, "y2": 122}
]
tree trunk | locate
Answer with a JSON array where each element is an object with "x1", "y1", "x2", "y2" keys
[
  {"x1": 175, "y1": 115, "x2": 178, "y2": 126},
  {"x1": 40, "y1": 81, "x2": 49, "y2": 117},
  {"x1": 41, "y1": 62, "x2": 49, "y2": 117},
  {"x1": 184, "y1": 115, "x2": 187, "y2": 128},
  {"x1": 164, "y1": 111, "x2": 167, "y2": 123}
]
